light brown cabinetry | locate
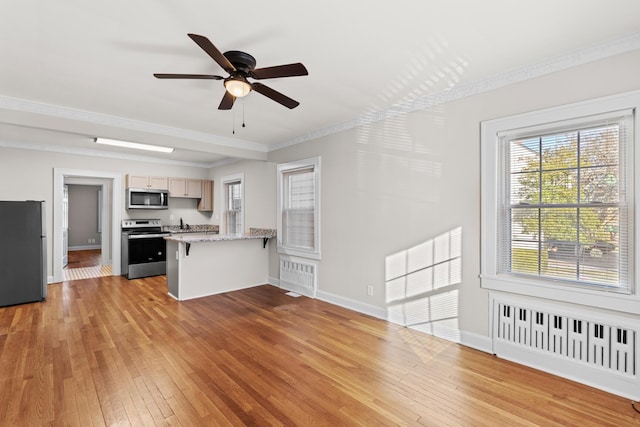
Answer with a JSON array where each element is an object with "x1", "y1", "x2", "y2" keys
[
  {"x1": 126, "y1": 174, "x2": 168, "y2": 190},
  {"x1": 197, "y1": 180, "x2": 214, "y2": 212},
  {"x1": 169, "y1": 178, "x2": 202, "y2": 198}
]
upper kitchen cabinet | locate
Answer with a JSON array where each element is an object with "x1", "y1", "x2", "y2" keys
[
  {"x1": 197, "y1": 180, "x2": 214, "y2": 212},
  {"x1": 126, "y1": 174, "x2": 168, "y2": 190},
  {"x1": 169, "y1": 178, "x2": 202, "y2": 198}
]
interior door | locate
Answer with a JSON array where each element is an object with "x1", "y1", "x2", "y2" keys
[{"x1": 62, "y1": 184, "x2": 69, "y2": 267}]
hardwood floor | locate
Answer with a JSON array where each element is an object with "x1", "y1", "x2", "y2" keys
[
  {"x1": 0, "y1": 277, "x2": 637, "y2": 426},
  {"x1": 65, "y1": 249, "x2": 102, "y2": 268}
]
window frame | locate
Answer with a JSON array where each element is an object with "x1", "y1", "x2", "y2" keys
[
  {"x1": 220, "y1": 173, "x2": 244, "y2": 235},
  {"x1": 480, "y1": 90, "x2": 640, "y2": 314},
  {"x1": 277, "y1": 157, "x2": 321, "y2": 260}
]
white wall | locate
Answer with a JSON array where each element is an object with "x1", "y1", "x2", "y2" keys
[
  {"x1": 208, "y1": 159, "x2": 277, "y2": 231},
  {"x1": 67, "y1": 184, "x2": 101, "y2": 248},
  {"x1": 268, "y1": 49, "x2": 640, "y2": 340}
]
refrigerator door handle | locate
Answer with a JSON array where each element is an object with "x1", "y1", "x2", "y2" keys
[{"x1": 41, "y1": 236, "x2": 47, "y2": 299}]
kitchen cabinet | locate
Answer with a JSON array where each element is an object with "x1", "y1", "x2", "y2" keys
[
  {"x1": 126, "y1": 174, "x2": 168, "y2": 190},
  {"x1": 197, "y1": 180, "x2": 214, "y2": 211},
  {"x1": 169, "y1": 178, "x2": 202, "y2": 198}
]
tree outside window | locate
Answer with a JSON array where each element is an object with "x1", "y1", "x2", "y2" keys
[{"x1": 508, "y1": 124, "x2": 621, "y2": 286}]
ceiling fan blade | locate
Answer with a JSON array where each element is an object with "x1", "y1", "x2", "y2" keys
[
  {"x1": 251, "y1": 83, "x2": 300, "y2": 109},
  {"x1": 154, "y1": 73, "x2": 224, "y2": 80},
  {"x1": 251, "y1": 63, "x2": 308, "y2": 80},
  {"x1": 187, "y1": 33, "x2": 236, "y2": 74},
  {"x1": 218, "y1": 91, "x2": 236, "y2": 110}
]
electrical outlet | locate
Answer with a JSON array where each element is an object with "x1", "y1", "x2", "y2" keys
[{"x1": 367, "y1": 285, "x2": 374, "y2": 296}]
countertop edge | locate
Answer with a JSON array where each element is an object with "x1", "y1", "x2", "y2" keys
[{"x1": 164, "y1": 233, "x2": 275, "y2": 243}]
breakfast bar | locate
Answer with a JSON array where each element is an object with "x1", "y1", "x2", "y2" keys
[{"x1": 164, "y1": 228, "x2": 275, "y2": 301}]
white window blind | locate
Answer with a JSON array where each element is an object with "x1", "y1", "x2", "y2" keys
[
  {"x1": 283, "y1": 167, "x2": 315, "y2": 249},
  {"x1": 499, "y1": 111, "x2": 632, "y2": 293},
  {"x1": 277, "y1": 157, "x2": 321, "y2": 259},
  {"x1": 224, "y1": 180, "x2": 242, "y2": 234}
]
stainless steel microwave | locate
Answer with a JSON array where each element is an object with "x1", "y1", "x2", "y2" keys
[{"x1": 126, "y1": 188, "x2": 169, "y2": 209}]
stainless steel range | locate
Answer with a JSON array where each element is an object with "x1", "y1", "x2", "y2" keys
[{"x1": 121, "y1": 219, "x2": 171, "y2": 279}]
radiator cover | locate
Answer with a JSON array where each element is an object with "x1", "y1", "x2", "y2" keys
[
  {"x1": 491, "y1": 293, "x2": 639, "y2": 399},
  {"x1": 279, "y1": 255, "x2": 317, "y2": 297}
]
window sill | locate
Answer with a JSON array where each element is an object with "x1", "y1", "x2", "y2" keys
[
  {"x1": 481, "y1": 274, "x2": 640, "y2": 315},
  {"x1": 277, "y1": 246, "x2": 321, "y2": 261}
]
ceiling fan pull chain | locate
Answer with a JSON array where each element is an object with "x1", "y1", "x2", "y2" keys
[
  {"x1": 242, "y1": 100, "x2": 246, "y2": 128},
  {"x1": 232, "y1": 109, "x2": 236, "y2": 134}
]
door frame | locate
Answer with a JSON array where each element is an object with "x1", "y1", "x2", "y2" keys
[
  {"x1": 53, "y1": 168, "x2": 122, "y2": 282},
  {"x1": 62, "y1": 184, "x2": 69, "y2": 267}
]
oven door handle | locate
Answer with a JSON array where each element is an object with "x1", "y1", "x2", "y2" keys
[{"x1": 128, "y1": 233, "x2": 170, "y2": 239}]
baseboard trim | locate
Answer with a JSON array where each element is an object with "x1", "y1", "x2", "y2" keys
[
  {"x1": 268, "y1": 276, "x2": 280, "y2": 287},
  {"x1": 315, "y1": 290, "x2": 388, "y2": 320},
  {"x1": 68, "y1": 245, "x2": 101, "y2": 251},
  {"x1": 460, "y1": 330, "x2": 492, "y2": 353}
]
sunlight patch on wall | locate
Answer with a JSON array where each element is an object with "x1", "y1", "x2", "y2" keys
[{"x1": 385, "y1": 227, "x2": 462, "y2": 343}]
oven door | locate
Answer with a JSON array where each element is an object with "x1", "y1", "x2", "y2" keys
[{"x1": 127, "y1": 234, "x2": 167, "y2": 265}]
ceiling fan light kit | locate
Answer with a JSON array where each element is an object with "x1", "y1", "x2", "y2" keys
[
  {"x1": 154, "y1": 33, "x2": 308, "y2": 111},
  {"x1": 224, "y1": 77, "x2": 251, "y2": 98}
]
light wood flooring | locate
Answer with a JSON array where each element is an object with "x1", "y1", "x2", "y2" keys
[
  {"x1": 0, "y1": 277, "x2": 638, "y2": 426},
  {"x1": 64, "y1": 249, "x2": 111, "y2": 281}
]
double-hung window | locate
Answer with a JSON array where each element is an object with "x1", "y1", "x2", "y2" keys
[
  {"x1": 481, "y1": 92, "x2": 639, "y2": 312},
  {"x1": 222, "y1": 174, "x2": 243, "y2": 235},
  {"x1": 277, "y1": 157, "x2": 321, "y2": 259}
]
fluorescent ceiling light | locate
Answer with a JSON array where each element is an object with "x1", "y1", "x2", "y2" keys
[{"x1": 94, "y1": 138, "x2": 174, "y2": 153}]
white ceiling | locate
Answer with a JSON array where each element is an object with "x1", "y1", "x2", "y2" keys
[{"x1": 2, "y1": 1, "x2": 640, "y2": 166}]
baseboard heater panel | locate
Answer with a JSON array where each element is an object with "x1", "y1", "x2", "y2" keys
[
  {"x1": 491, "y1": 293, "x2": 639, "y2": 400},
  {"x1": 279, "y1": 255, "x2": 317, "y2": 298}
]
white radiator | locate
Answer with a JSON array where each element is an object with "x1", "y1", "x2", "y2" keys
[
  {"x1": 491, "y1": 293, "x2": 639, "y2": 399},
  {"x1": 279, "y1": 256, "x2": 317, "y2": 297}
]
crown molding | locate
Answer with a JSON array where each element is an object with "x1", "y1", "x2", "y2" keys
[
  {"x1": 0, "y1": 138, "x2": 219, "y2": 168},
  {"x1": 270, "y1": 31, "x2": 640, "y2": 152},
  {"x1": 0, "y1": 96, "x2": 267, "y2": 154}
]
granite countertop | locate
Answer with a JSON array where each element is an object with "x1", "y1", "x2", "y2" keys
[
  {"x1": 163, "y1": 224, "x2": 219, "y2": 234},
  {"x1": 164, "y1": 228, "x2": 276, "y2": 243}
]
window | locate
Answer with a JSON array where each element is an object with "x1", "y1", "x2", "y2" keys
[
  {"x1": 221, "y1": 174, "x2": 244, "y2": 234},
  {"x1": 277, "y1": 157, "x2": 321, "y2": 259},
  {"x1": 481, "y1": 91, "x2": 640, "y2": 313}
]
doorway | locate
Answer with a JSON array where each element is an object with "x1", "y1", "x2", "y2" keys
[
  {"x1": 63, "y1": 183, "x2": 110, "y2": 281},
  {"x1": 53, "y1": 169, "x2": 122, "y2": 283}
]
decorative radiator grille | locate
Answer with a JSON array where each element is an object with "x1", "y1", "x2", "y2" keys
[
  {"x1": 279, "y1": 256, "x2": 317, "y2": 297},
  {"x1": 495, "y1": 300, "x2": 636, "y2": 377}
]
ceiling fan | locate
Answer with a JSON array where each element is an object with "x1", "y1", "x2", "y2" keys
[{"x1": 154, "y1": 33, "x2": 308, "y2": 110}]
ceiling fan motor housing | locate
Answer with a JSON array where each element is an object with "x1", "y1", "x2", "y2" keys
[{"x1": 224, "y1": 50, "x2": 257, "y2": 75}]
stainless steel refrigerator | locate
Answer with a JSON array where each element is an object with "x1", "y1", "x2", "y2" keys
[{"x1": 0, "y1": 200, "x2": 47, "y2": 306}]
